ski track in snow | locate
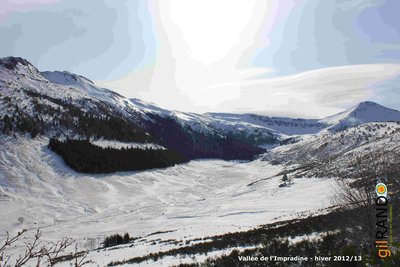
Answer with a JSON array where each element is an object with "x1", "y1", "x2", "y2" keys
[{"x1": 0, "y1": 136, "x2": 336, "y2": 266}]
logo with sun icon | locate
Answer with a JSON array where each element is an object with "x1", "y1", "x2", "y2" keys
[{"x1": 376, "y1": 183, "x2": 387, "y2": 197}]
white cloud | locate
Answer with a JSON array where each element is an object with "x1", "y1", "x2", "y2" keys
[
  {"x1": 97, "y1": 0, "x2": 271, "y2": 111},
  {"x1": 216, "y1": 64, "x2": 400, "y2": 118},
  {"x1": 95, "y1": 1, "x2": 400, "y2": 118},
  {"x1": 97, "y1": 63, "x2": 400, "y2": 117}
]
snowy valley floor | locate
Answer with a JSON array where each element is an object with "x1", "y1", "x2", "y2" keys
[{"x1": 0, "y1": 136, "x2": 336, "y2": 266}]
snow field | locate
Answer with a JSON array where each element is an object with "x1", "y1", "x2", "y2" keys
[{"x1": 0, "y1": 136, "x2": 336, "y2": 266}]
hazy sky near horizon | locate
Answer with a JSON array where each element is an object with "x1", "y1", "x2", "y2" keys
[{"x1": 1, "y1": 0, "x2": 400, "y2": 117}]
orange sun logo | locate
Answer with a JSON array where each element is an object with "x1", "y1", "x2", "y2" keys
[
  {"x1": 376, "y1": 183, "x2": 387, "y2": 196},
  {"x1": 377, "y1": 185, "x2": 385, "y2": 194}
]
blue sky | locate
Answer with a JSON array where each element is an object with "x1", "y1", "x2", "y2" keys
[{"x1": 1, "y1": 0, "x2": 399, "y2": 117}]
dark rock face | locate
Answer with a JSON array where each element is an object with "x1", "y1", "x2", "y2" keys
[{"x1": 0, "y1": 57, "x2": 31, "y2": 70}]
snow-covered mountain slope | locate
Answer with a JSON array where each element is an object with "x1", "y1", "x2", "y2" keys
[
  {"x1": 129, "y1": 98, "x2": 223, "y2": 137},
  {"x1": 0, "y1": 57, "x2": 150, "y2": 142},
  {"x1": 0, "y1": 57, "x2": 88, "y2": 102},
  {"x1": 40, "y1": 71, "x2": 148, "y2": 120},
  {"x1": 128, "y1": 98, "x2": 276, "y2": 145},
  {"x1": 0, "y1": 136, "x2": 335, "y2": 266},
  {"x1": 128, "y1": 99, "x2": 320, "y2": 144},
  {"x1": 41, "y1": 70, "x2": 124, "y2": 105},
  {"x1": 263, "y1": 122, "x2": 400, "y2": 177}
]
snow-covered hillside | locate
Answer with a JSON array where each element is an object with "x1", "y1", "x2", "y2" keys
[
  {"x1": 126, "y1": 99, "x2": 276, "y2": 145},
  {"x1": 41, "y1": 71, "x2": 127, "y2": 108},
  {"x1": 263, "y1": 122, "x2": 400, "y2": 177}
]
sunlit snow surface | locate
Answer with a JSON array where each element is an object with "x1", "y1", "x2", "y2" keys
[{"x1": 0, "y1": 136, "x2": 335, "y2": 266}]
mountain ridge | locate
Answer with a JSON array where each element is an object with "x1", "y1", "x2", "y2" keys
[{"x1": 1, "y1": 56, "x2": 400, "y2": 144}]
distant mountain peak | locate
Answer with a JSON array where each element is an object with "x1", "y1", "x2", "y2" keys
[
  {"x1": 40, "y1": 70, "x2": 128, "y2": 107},
  {"x1": 357, "y1": 100, "x2": 378, "y2": 105},
  {"x1": 353, "y1": 100, "x2": 384, "y2": 109},
  {"x1": 0, "y1": 56, "x2": 39, "y2": 74},
  {"x1": 321, "y1": 100, "x2": 400, "y2": 131},
  {"x1": 349, "y1": 100, "x2": 400, "y2": 118}
]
